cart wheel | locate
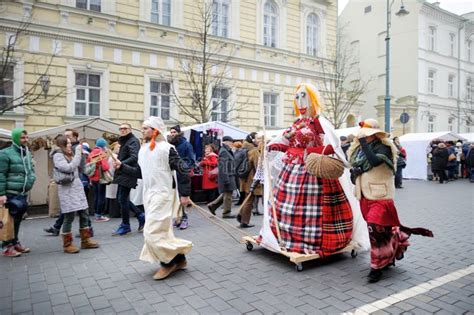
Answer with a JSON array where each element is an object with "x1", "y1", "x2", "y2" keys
[
  {"x1": 351, "y1": 249, "x2": 358, "y2": 258},
  {"x1": 246, "y1": 242, "x2": 254, "y2": 251},
  {"x1": 295, "y1": 263, "x2": 304, "y2": 272}
]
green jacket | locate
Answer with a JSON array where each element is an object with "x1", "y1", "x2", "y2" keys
[{"x1": 0, "y1": 128, "x2": 36, "y2": 196}]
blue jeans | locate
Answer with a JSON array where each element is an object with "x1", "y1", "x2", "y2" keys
[
  {"x1": 117, "y1": 185, "x2": 142, "y2": 225},
  {"x1": 92, "y1": 183, "x2": 106, "y2": 216}
]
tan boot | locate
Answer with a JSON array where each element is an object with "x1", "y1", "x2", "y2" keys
[
  {"x1": 153, "y1": 264, "x2": 178, "y2": 280},
  {"x1": 62, "y1": 233, "x2": 80, "y2": 254},
  {"x1": 79, "y1": 228, "x2": 99, "y2": 249}
]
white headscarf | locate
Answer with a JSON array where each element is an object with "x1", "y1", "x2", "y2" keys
[{"x1": 143, "y1": 116, "x2": 167, "y2": 135}]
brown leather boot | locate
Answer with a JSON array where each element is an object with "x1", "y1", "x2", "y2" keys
[
  {"x1": 79, "y1": 228, "x2": 99, "y2": 249},
  {"x1": 62, "y1": 233, "x2": 80, "y2": 254}
]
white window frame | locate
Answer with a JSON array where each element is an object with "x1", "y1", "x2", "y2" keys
[
  {"x1": 75, "y1": 0, "x2": 101, "y2": 12},
  {"x1": 263, "y1": 92, "x2": 279, "y2": 127},
  {"x1": 257, "y1": 0, "x2": 286, "y2": 49},
  {"x1": 428, "y1": 26, "x2": 436, "y2": 51},
  {"x1": 263, "y1": 0, "x2": 278, "y2": 48},
  {"x1": 306, "y1": 13, "x2": 320, "y2": 56},
  {"x1": 211, "y1": 86, "x2": 230, "y2": 122},
  {"x1": 448, "y1": 117, "x2": 454, "y2": 132},
  {"x1": 428, "y1": 69, "x2": 436, "y2": 94},
  {"x1": 73, "y1": 72, "x2": 101, "y2": 117},
  {"x1": 139, "y1": 0, "x2": 182, "y2": 28},
  {"x1": 66, "y1": 64, "x2": 109, "y2": 118},
  {"x1": 150, "y1": 0, "x2": 171, "y2": 26},
  {"x1": 149, "y1": 80, "x2": 172, "y2": 121},
  {"x1": 449, "y1": 33, "x2": 455, "y2": 57},
  {"x1": 211, "y1": 0, "x2": 230, "y2": 38},
  {"x1": 448, "y1": 74, "x2": 455, "y2": 98},
  {"x1": 0, "y1": 60, "x2": 24, "y2": 115},
  {"x1": 428, "y1": 115, "x2": 435, "y2": 132}
]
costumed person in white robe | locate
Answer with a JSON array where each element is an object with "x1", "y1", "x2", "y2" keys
[{"x1": 114, "y1": 116, "x2": 193, "y2": 280}]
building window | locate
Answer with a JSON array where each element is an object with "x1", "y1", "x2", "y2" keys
[
  {"x1": 448, "y1": 117, "x2": 454, "y2": 132},
  {"x1": 428, "y1": 115, "x2": 435, "y2": 132},
  {"x1": 467, "y1": 40, "x2": 472, "y2": 62},
  {"x1": 306, "y1": 13, "x2": 319, "y2": 56},
  {"x1": 151, "y1": 0, "x2": 171, "y2": 26},
  {"x1": 364, "y1": 5, "x2": 372, "y2": 14},
  {"x1": 150, "y1": 81, "x2": 171, "y2": 120},
  {"x1": 467, "y1": 78, "x2": 472, "y2": 100},
  {"x1": 76, "y1": 0, "x2": 101, "y2": 12},
  {"x1": 449, "y1": 33, "x2": 455, "y2": 56},
  {"x1": 263, "y1": 92, "x2": 278, "y2": 127},
  {"x1": 428, "y1": 70, "x2": 436, "y2": 94},
  {"x1": 74, "y1": 72, "x2": 100, "y2": 116},
  {"x1": 448, "y1": 74, "x2": 454, "y2": 97},
  {"x1": 263, "y1": 0, "x2": 278, "y2": 48},
  {"x1": 211, "y1": 0, "x2": 229, "y2": 38},
  {"x1": 0, "y1": 65, "x2": 14, "y2": 110},
  {"x1": 211, "y1": 87, "x2": 229, "y2": 122},
  {"x1": 428, "y1": 26, "x2": 436, "y2": 51}
]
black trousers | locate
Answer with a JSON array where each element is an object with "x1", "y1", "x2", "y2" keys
[
  {"x1": 435, "y1": 170, "x2": 448, "y2": 183},
  {"x1": 160, "y1": 254, "x2": 186, "y2": 267}
]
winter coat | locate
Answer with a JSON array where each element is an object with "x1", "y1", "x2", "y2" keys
[
  {"x1": 466, "y1": 147, "x2": 474, "y2": 168},
  {"x1": 431, "y1": 147, "x2": 449, "y2": 171},
  {"x1": 239, "y1": 141, "x2": 262, "y2": 196},
  {"x1": 113, "y1": 133, "x2": 140, "y2": 188},
  {"x1": 0, "y1": 128, "x2": 36, "y2": 196},
  {"x1": 51, "y1": 148, "x2": 89, "y2": 214},
  {"x1": 171, "y1": 135, "x2": 195, "y2": 168},
  {"x1": 87, "y1": 147, "x2": 110, "y2": 183},
  {"x1": 199, "y1": 152, "x2": 218, "y2": 190},
  {"x1": 217, "y1": 144, "x2": 237, "y2": 193},
  {"x1": 447, "y1": 146, "x2": 457, "y2": 167}
]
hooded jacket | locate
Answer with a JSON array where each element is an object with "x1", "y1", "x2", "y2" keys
[{"x1": 0, "y1": 128, "x2": 36, "y2": 196}]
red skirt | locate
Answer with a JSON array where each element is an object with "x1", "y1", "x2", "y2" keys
[
  {"x1": 359, "y1": 197, "x2": 401, "y2": 227},
  {"x1": 269, "y1": 163, "x2": 353, "y2": 256}
]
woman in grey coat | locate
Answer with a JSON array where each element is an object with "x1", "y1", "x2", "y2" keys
[{"x1": 52, "y1": 136, "x2": 99, "y2": 253}]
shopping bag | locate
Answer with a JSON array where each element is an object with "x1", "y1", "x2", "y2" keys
[{"x1": 0, "y1": 207, "x2": 14, "y2": 241}]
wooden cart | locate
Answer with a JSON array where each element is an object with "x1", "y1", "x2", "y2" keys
[{"x1": 241, "y1": 235, "x2": 358, "y2": 272}]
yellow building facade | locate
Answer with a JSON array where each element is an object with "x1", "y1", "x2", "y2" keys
[{"x1": 0, "y1": 0, "x2": 338, "y2": 132}]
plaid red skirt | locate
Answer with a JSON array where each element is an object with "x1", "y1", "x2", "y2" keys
[{"x1": 269, "y1": 163, "x2": 353, "y2": 256}]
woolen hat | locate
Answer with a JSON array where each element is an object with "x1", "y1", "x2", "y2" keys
[
  {"x1": 438, "y1": 143, "x2": 446, "y2": 148},
  {"x1": 222, "y1": 136, "x2": 234, "y2": 142},
  {"x1": 356, "y1": 119, "x2": 389, "y2": 139},
  {"x1": 96, "y1": 138, "x2": 107, "y2": 148}
]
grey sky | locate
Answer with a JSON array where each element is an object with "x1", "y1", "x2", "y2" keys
[{"x1": 338, "y1": 0, "x2": 474, "y2": 16}]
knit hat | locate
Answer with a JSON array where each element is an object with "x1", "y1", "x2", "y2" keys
[
  {"x1": 222, "y1": 136, "x2": 234, "y2": 142},
  {"x1": 245, "y1": 132, "x2": 257, "y2": 143},
  {"x1": 438, "y1": 143, "x2": 446, "y2": 149},
  {"x1": 170, "y1": 125, "x2": 181, "y2": 133},
  {"x1": 356, "y1": 119, "x2": 389, "y2": 139},
  {"x1": 96, "y1": 138, "x2": 107, "y2": 148}
]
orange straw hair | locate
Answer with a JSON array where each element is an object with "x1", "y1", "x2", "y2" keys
[
  {"x1": 292, "y1": 83, "x2": 323, "y2": 118},
  {"x1": 149, "y1": 129, "x2": 160, "y2": 151}
]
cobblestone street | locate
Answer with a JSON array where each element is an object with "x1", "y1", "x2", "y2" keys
[{"x1": 0, "y1": 180, "x2": 473, "y2": 314}]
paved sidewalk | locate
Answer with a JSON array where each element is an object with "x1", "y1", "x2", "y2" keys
[{"x1": 0, "y1": 180, "x2": 473, "y2": 314}]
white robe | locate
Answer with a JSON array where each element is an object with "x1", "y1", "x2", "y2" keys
[{"x1": 138, "y1": 140, "x2": 193, "y2": 264}]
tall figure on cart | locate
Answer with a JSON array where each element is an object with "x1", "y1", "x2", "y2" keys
[{"x1": 267, "y1": 83, "x2": 354, "y2": 256}]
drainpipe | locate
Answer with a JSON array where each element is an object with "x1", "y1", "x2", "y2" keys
[{"x1": 457, "y1": 20, "x2": 466, "y2": 133}]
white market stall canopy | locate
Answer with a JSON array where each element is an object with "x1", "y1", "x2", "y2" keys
[
  {"x1": 335, "y1": 127, "x2": 359, "y2": 137},
  {"x1": 29, "y1": 117, "x2": 141, "y2": 140},
  {"x1": 459, "y1": 133, "x2": 474, "y2": 142},
  {"x1": 399, "y1": 131, "x2": 467, "y2": 180},
  {"x1": 181, "y1": 121, "x2": 248, "y2": 140},
  {"x1": 0, "y1": 128, "x2": 11, "y2": 140}
]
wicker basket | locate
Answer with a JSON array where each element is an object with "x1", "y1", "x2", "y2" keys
[{"x1": 305, "y1": 153, "x2": 345, "y2": 179}]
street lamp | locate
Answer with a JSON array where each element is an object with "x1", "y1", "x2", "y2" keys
[
  {"x1": 384, "y1": 0, "x2": 409, "y2": 133},
  {"x1": 40, "y1": 75, "x2": 50, "y2": 98}
]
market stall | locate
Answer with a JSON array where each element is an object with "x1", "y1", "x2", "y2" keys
[{"x1": 399, "y1": 132, "x2": 467, "y2": 180}]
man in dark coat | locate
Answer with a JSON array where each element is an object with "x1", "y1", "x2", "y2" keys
[
  {"x1": 207, "y1": 136, "x2": 237, "y2": 218},
  {"x1": 431, "y1": 143, "x2": 449, "y2": 184},
  {"x1": 112, "y1": 123, "x2": 145, "y2": 235},
  {"x1": 168, "y1": 125, "x2": 195, "y2": 229}
]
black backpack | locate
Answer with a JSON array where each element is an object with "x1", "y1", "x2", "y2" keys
[{"x1": 235, "y1": 149, "x2": 250, "y2": 179}]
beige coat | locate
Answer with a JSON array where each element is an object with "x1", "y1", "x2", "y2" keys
[{"x1": 239, "y1": 141, "x2": 263, "y2": 195}]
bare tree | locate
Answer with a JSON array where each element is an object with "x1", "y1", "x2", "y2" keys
[
  {"x1": 449, "y1": 95, "x2": 474, "y2": 131},
  {"x1": 317, "y1": 28, "x2": 371, "y2": 129},
  {"x1": 170, "y1": 1, "x2": 244, "y2": 124},
  {"x1": 1, "y1": 20, "x2": 65, "y2": 115}
]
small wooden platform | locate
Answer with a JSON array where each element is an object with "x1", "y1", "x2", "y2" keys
[{"x1": 241, "y1": 235, "x2": 358, "y2": 271}]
